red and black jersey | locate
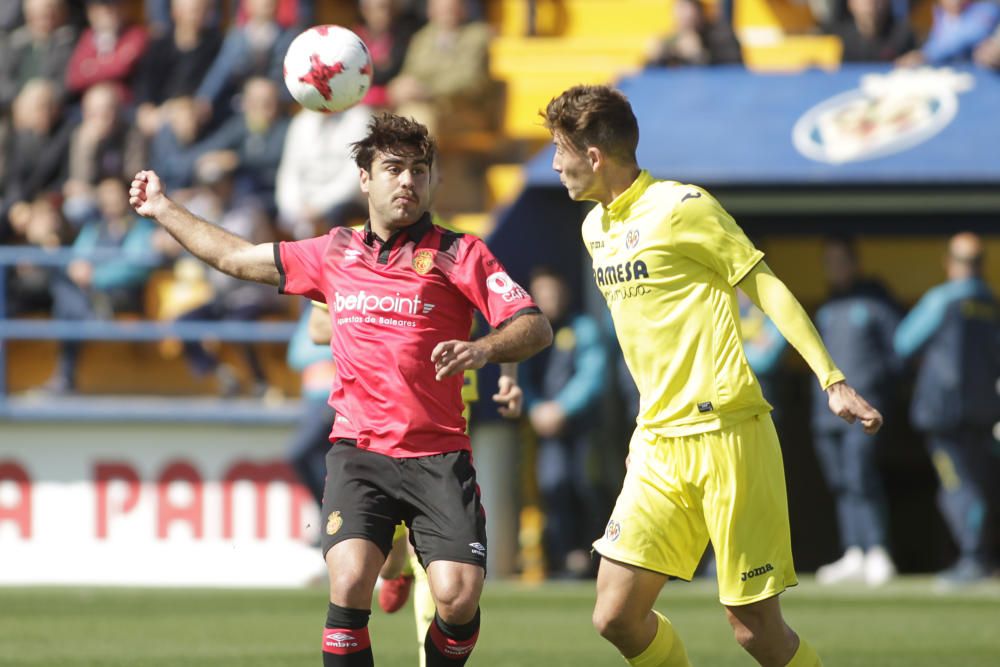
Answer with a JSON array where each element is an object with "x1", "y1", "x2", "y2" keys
[{"x1": 275, "y1": 214, "x2": 539, "y2": 458}]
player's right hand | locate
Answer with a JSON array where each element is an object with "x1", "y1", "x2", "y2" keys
[{"x1": 129, "y1": 170, "x2": 167, "y2": 219}]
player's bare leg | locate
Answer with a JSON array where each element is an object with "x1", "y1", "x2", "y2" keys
[
  {"x1": 322, "y1": 538, "x2": 386, "y2": 666},
  {"x1": 422, "y1": 560, "x2": 485, "y2": 665},
  {"x1": 379, "y1": 531, "x2": 410, "y2": 580},
  {"x1": 593, "y1": 557, "x2": 690, "y2": 666},
  {"x1": 378, "y1": 527, "x2": 415, "y2": 614},
  {"x1": 725, "y1": 597, "x2": 822, "y2": 667}
]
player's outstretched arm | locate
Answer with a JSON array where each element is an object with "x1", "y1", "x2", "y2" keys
[
  {"x1": 739, "y1": 260, "x2": 882, "y2": 434},
  {"x1": 431, "y1": 313, "x2": 552, "y2": 381},
  {"x1": 128, "y1": 170, "x2": 280, "y2": 285}
]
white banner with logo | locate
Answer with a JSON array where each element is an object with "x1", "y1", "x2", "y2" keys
[{"x1": 0, "y1": 421, "x2": 324, "y2": 586}]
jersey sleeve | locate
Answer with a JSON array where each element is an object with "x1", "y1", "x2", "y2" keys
[
  {"x1": 274, "y1": 236, "x2": 329, "y2": 302},
  {"x1": 669, "y1": 189, "x2": 764, "y2": 286},
  {"x1": 451, "y1": 236, "x2": 540, "y2": 329}
]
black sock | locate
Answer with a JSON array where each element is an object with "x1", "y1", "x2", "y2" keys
[
  {"x1": 322, "y1": 603, "x2": 373, "y2": 666},
  {"x1": 424, "y1": 608, "x2": 481, "y2": 666}
]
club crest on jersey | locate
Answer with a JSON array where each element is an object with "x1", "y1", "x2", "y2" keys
[
  {"x1": 625, "y1": 229, "x2": 640, "y2": 249},
  {"x1": 412, "y1": 249, "x2": 434, "y2": 275},
  {"x1": 326, "y1": 511, "x2": 343, "y2": 536},
  {"x1": 605, "y1": 519, "x2": 621, "y2": 542}
]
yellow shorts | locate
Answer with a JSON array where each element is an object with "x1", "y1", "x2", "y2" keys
[{"x1": 593, "y1": 413, "x2": 797, "y2": 606}]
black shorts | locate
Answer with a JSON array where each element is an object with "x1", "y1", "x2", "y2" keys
[{"x1": 320, "y1": 439, "x2": 487, "y2": 570}]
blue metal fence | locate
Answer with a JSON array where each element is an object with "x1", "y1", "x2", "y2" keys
[{"x1": 0, "y1": 246, "x2": 299, "y2": 418}]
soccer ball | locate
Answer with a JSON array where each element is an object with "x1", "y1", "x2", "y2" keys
[{"x1": 283, "y1": 25, "x2": 373, "y2": 113}]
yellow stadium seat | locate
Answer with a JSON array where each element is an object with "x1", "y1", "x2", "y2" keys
[{"x1": 742, "y1": 35, "x2": 843, "y2": 72}]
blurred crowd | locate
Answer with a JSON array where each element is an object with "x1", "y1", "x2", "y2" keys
[
  {"x1": 645, "y1": 0, "x2": 1000, "y2": 69},
  {"x1": 0, "y1": 0, "x2": 997, "y2": 584},
  {"x1": 1, "y1": 0, "x2": 499, "y2": 393}
]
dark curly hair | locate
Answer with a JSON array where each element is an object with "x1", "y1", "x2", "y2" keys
[
  {"x1": 542, "y1": 85, "x2": 639, "y2": 164},
  {"x1": 351, "y1": 112, "x2": 437, "y2": 172}
]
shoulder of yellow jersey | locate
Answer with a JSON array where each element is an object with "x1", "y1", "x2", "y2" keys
[{"x1": 645, "y1": 179, "x2": 716, "y2": 210}]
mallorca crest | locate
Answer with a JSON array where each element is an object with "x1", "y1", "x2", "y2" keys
[
  {"x1": 412, "y1": 249, "x2": 435, "y2": 275},
  {"x1": 326, "y1": 511, "x2": 343, "y2": 536},
  {"x1": 792, "y1": 67, "x2": 974, "y2": 164}
]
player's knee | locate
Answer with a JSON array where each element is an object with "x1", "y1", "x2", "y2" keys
[
  {"x1": 328, "y1": 568, "x2": 373, "y2": 605},
  {"x1": 725, "y1": 607, "x2": 792, "y2": 660},
  {"x1": 591, "y1": 605, "x2": 635, "y2": 645},
  {"x1": 729, "y1": 621, "x2": 758, "y2": 652},
  {"x1": 432, "y1": 581, "x2": 480, "y2": 624}
]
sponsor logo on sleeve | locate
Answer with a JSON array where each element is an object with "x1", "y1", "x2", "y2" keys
[{"x1": 486, "y1": 271, "x2": 530, "y2": 303}]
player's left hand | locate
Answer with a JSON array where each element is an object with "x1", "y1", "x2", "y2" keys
[
  {"x1": 431, "y1": 340, "x2": 488, "y2": 380},
  {"x1": 826, "y1": 381, "x2": 883, "y2": 434},
  {"x1": 493, "y1": 375, "x2": 523, "y2": 419}
]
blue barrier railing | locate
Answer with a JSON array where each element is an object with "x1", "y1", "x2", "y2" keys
[{"x1": 0, "y1": 246, "x2": 298, "y2": 408}]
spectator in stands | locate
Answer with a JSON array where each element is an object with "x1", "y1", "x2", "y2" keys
[
  {"x1": 1, "y1": 79, "x2": 73, "y2": 239},
  {"x1": 195, "y1": 76, "x2": 288, "y2": 214},
  {"x1": 4, "y1": 194, "x2": 69, "y2": 316},
  {"x1": 894, "y1": 232, "x2": 999, "y2": 586},
  {"x1": 134, "y1": 0, "x2": 223, "y2": 138},
  {"x1": 645, "y1": 0, "x2": 743, "y2": 68},
  {"x1": 285, "y1": 301, "x2": 336, "y2": 508},
  {"x1": 1, "y1": 1, "x2": 25, "y2": 33},
  {"x1": 354, "y1": 0, "x2": 422, "y2": 108},
  {"x1": 65, "y1": 0, "x2": 148, "y2": 102},
  {"x1": 811, "y1": 237, "x2": 900, "y2": 587},
  {"x1": 148, "y1": 96, "x2": 208, "y2": 191},
  {"x1": 143, "y1": 0, "x2": 221, "y2": 36},
  {"x1": 274, "y1": 104, "x2": 371, "y2": 239},
  {"x1": 44, "y1": 177, "x2": 158, "y2": 393},
  {"x1": 169, "y1": 160, "x2": 280, "y2": 397},
  {"x1": 973, "y1": 23, "x2": 1000, "y2": 68},
  {"x1": 232, "y1": 0, "x2": 312, "y2": 28},
  {"x1": 195, "y1": 0, "x2": 296, "y2": 122},
  {"x1": 0, "y1": 0, "x2": 77, "y2": 112},
  {"x1": 63, "y1": 83, "x2": 147, "y2": 228},
  {"x1": 896, "y1": 0, "x2": 1000, "y2": 67},
  {"x1": 521, "y1": 266, "x2": 609, "y2": 578},
  {"x1": 829, "y1": 0, "x2": 916, "y2": 62},
  {"x1": 388, "y1": 0, "x2": 494, "y2": 136}
]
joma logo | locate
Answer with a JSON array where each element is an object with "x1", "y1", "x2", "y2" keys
[{"x1": 740, "y1": 563, "x2": 774, "y2": 582}]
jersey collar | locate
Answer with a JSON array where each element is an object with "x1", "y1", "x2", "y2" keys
[
  {"x1": 363, "y1": 212, "x2": 433, "y2": 247},
  {"x1": 606, "y1": 170, "x2": 654, "y2": 223},
  {"x1": 364, "y1": 213, "x2": 433, "y2": 264}
]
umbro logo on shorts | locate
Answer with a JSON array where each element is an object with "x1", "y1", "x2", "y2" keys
[
  {"x1": 469, "y1": 542, "x2": 486, "y2": 557},
  {"x1": 740, "y1": 563, "x2": 774, "y2": 581}
]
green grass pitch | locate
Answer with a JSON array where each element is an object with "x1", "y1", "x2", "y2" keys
[{"x1": 2, "y1": 578, "x2": 998, "y2": 666}]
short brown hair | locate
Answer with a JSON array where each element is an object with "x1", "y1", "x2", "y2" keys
[
  {"x1": 542, "y1": 85, "x2": 639, "y2": 163},
  {"x1": 351, "y1": 112, "x2": 437, "y2": 172}
]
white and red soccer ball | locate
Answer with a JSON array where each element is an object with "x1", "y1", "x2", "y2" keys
[{"x1": 283, "y1": 25, "x2": 373, "y2": 113}]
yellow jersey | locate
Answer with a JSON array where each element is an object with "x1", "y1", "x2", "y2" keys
[{"x1": 583, "y1": 170, "x2": 771, "y2": 436}]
